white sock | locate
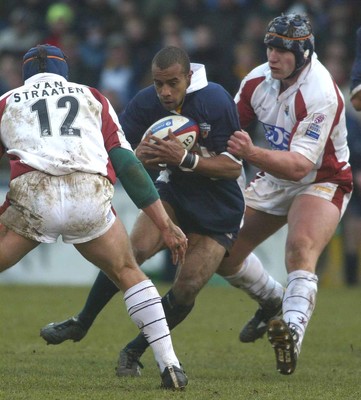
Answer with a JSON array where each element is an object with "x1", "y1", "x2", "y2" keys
[
  {"x1": 224, "y1": 252, "x2": 284, "y2": 306},
  {"x1": 283, "y1": 270, "x2": 318, "y2": 352},
  {"x1": 124, "y1": 279, "x2": 180, "y2": 372}
]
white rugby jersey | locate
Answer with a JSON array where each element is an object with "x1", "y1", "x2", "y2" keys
[
  {"x1": 0, "y1": 73, "x2": 132, "y2": 182},
  {"x1": 235, "y1": 54, "x2": 352, "y2": 187}
]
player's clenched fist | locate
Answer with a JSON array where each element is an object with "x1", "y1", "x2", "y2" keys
[{"x1": 227, "y1": 130, "x2": 254, "y2": 159}]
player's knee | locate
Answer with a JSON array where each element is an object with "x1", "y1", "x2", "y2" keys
[
  {"x1": 172, "y1": 280, "x2": 200, "y2": 304},
  {"x1": 286, "y1": 236, "x2": 317, "y2": 267},
  {"x1": 106, "y1": 262, "x2": 146, "y2": 290},
  {"x1": 131, "y1": 246, "x2": 148, "y2": 265}
]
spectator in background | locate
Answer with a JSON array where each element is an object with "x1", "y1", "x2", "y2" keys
[
  {"x1": 0, "y1": 7, "x2": 42, "y2": 54},
  {"x1": 43, "y1": 2, "x2": 74, "y2": 48},
  {"x1": 76, "y1": 0, "x2": 119, "y2": 35},
  {"x1": 158, "y1": 12, "x2": 193, "y2": 49},
  {"x1": 0, "y1": 52, "x2": 23, "y2": 95},
  {"x1": 342, "y1": 25, "x2": 361, "y2": 286},
  {"x1": 122, "y1": 14, "x2": 158, "y2": 90},
  {"x1": 78, "y1": 22, "x2": 107, "y2": 87},
  {"x1": 138, "y1": 0, "x2": 177, "y2": 25},
  {"x1": 98, "y1": 34, "x2": 135, "y2": 107},
  {"x1": 188, "y1": 24, "x2": 223, "y2": 85},
  {"x1": 232, "y1": 42, "x2": 262, "y2": 82},
  {"x1": 342, "y1": 113, "x2": 361, "y2": 286},
  {"x1": 57, "y1": 33, "x2": 84, "y2": 84},
  {"x1": 350, "y1": 27, "x2": 361, "y2": 111},
  {"x1": 174, "y1": 0, "x2": 206, "y2": 30}
]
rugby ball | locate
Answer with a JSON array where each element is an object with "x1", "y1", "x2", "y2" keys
[{"x1": 143, "y1": 115, "x2": 199, "y2": 150}]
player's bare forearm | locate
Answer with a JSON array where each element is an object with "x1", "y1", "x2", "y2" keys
[
  {"x1": 140, "y1": 134, "x2": 241, "y2": 180},
  {"x1": 189, "y1": 152, "x2": 241, "y2": 179},
  {"x1": 227, "y1": 130, "x2": 314, "y2": 181},
  {"x1": 142, "y1": 199, "x2": 187, "y2": 264}
]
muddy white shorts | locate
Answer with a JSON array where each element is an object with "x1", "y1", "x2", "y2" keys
[
  {"x1": 0, "y1": 171, "x2": 116, "y2": 243},
  {"x1": 244, "y1": 173, "x2": 351, "y2": 219}
]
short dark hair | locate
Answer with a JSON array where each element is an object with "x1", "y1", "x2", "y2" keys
[{"x1": 152, "y1": 46, "x2": 190, "y2": 74}]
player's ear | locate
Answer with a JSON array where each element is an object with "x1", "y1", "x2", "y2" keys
[{"x1": 186, "y1": 70, "x2": 193, "y2": 86}]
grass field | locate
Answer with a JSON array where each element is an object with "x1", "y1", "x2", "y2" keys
[{"x1": 0, "y1": 283, "x2": 360, "y2": 400}]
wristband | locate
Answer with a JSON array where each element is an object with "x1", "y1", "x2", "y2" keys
[
  {"x1": 179, "y1": 150, "x2": 199, "y2": 170},
  {"x1": 179, "y1": 149, "x2": 188, "y2": 165}
]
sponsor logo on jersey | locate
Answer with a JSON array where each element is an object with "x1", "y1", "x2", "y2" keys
[
  {"x1": 305, "y1": 124, "x2": 320, "y2": 140},
  {"x1": 263, "y1": 123, "x2": 290, "y2": 151},
  {"x1": 199, "y1": 122, "x2": 211, "y2": 139},
  {"x1": 305, "y1": 113, "x2": 325, "y2": 140}
]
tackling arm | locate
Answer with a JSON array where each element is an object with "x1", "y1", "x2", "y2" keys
[
  {"x1": 109, "y1": 146, "x2": 187, "y2": 264},
  {"x1": 109, "y1": 147, "x2": 159, "y2": 209},
  {"x1": 227, "y1": 130, "x2": 314, "y2": 181}
]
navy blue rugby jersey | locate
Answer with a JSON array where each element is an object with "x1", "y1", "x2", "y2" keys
[{"x1": 119, "y1": 72, "x2": 244, "y2": 233}]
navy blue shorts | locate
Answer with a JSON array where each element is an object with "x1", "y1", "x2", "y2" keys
[{"x1": 156, "y1": 179, "x2": 244, "y2": 252}]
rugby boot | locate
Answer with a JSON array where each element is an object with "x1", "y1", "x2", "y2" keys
[
  {"x1": 240, "y1": 299, "x2": 282, "y2": 342},
  {"x1": 160, "y1": 365, "x2": 188, "y2": 390},
  {"x1": 116, "y1": 348, "x2": 144, "y2": 377},
  {"x1": 40, "y1": 316, "x2": 87, "y2": 345},
  {"x1": 267, "y1": 317, "x2": 299, "y2": 375}
]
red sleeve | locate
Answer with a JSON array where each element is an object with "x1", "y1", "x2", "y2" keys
[
  {"x1": 237, "y1": 76, "x2": 265, "y2": 128},
  {"x1": 0, "y1": 94, "x2": 11, "y2": 159},
  {"x1": 88, "y1": 87, "x2": 122, "y2": 152},
  {"x1": 88, "y1": 87, "x2": 120, "y2": 184}
]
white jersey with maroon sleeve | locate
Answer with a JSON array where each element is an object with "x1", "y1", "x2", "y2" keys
[
  {"x1": 0, "y1": 73, "x2": 132, "y2": 182},
  {"x1": 234, "y1": 54, "x2": 351, "y2": 187}
]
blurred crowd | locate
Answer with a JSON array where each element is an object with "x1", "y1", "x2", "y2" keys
[
  {"x1": 0, "y1": 0, "x2": 360, "y2": 108},
  {"x1": 0, "y1": 0, "x2": 360, "y2": 286}
]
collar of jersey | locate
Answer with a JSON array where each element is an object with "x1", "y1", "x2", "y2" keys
[
  {"x1": 24, "y1": 72, "x2": 68, "y2": 84},
  {"x1": 186, "y1": 63, "x2": 208, "y2": 94}
]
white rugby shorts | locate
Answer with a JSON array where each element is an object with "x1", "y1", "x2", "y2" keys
[
  {"x1": 244, "y1": 173, "x2": 351, "y2": 219},
  {"x1": 0, "y1": 171, "x2": 116, "y2": 243}
]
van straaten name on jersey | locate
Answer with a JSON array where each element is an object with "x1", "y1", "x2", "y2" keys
[{"x1": 13, "y1": 81, "x2": 85, "y2": 102}]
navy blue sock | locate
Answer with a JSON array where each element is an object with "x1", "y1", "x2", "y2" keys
[
  {"x1": 345, "y1": 253, "x2": 359, "y2": 285},
  {"x1": 78, "y1": 271, "x2": 120, "y2": 330}
]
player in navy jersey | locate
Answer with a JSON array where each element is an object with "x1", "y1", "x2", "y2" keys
[
  {"x1": 0, "y1": 44, "x2": 189, "y2": 389},
  {"x1": 217, "y1": 14, "x2": 352, "y2": 375},
  {"x1": 40, "y1": 46, "x2": 254, "y2": 375}
]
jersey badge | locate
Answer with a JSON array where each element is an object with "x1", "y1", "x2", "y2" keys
[
  {"x1": 305, "y1": 113, "x2": 325, "y2": 141},
  {"x1": 199, "y1": 122, "x2": 211, "y2": 139}
]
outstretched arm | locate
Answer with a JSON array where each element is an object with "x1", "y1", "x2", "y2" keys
[
  {"x1": 109, "y1": 147, "x2": 187, "y2": 264},
  {"x1": 227, "y1": 130, "x2": 314, "y2": 181}
]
